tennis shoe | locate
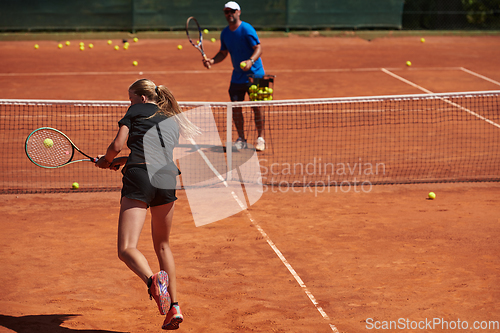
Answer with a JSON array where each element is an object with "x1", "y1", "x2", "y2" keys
[
  {"x1": 256, "y1": 137, "x2": 266, "y2": 151},
  {"x1": 234, "y1": 138, "x2": 247, "y2": 150},
  {"x1": 162, "y1": 304, "x2": 183, "y2": 330},
  {"x1": 148, "y1": 271, "x2": 171, "y2": 315}
]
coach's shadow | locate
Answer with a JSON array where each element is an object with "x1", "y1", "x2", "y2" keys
[{"x1": 0, "y1": 314, "x2": 129, "y2": 333}]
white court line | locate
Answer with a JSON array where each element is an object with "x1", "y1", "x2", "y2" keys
[
  {"x1": 0, "y1": 70, "x2": 232, "y2": 77},
  {"x1": 0, "y1": 66, "x2": 462, "y2": 77},
  {"x1": 460, "y1": 67, "x2": 500, "y2": 86},
  {"x1": 381, "y1": 68, "x2": 433, "y2": 94},
  {"x1": 381, "y1": 68, "x2": 500, "y2": 129},
  {"x1": 188, "y1": 138, "x2": 339, "y2": 333}
]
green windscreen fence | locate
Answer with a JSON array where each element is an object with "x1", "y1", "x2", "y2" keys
[
  {"x1": 1, "y1": 0, "x2": 405, "y2": 32},
  {"x1": 3, "y1": 0, "x2": 498, "y2": 31}
]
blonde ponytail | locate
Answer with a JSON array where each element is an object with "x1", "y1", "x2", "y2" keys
[
  {"x1": 129, "y1": 79, "x2": 200, "y2": 139},
  {"x1": 155, "y1": 85, "x2": 201, "y2": 140}
]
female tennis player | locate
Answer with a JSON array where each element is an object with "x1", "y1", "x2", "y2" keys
[{"x1": 96, "y1": 78, "x2": 197, "y2": 330}]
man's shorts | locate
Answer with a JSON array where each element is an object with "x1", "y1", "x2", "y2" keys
[
  {"x1": 121, "y1": 165, "x2": 177, "y2": 207},
  {"x1": 228, "y1": 82, "x2": 250, "y2": 102}
]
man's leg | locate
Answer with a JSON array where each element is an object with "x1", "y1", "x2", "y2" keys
[
  {"x1": 253, "y1": 106, "x2": 264, "y2": 138},
  {"x1": 233, "y1": 106, "x2": 245, "y2": 140}
]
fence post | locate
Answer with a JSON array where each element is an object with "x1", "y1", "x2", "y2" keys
[
  {"x1": 131, "y1": 0, "x2": 136, "y2": 34},
  {"x1": 285, "y1": 0, "x2": 290, "y2": 32}
]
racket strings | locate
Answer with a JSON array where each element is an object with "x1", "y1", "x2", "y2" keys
[
  {"x1": 187, "y1": 19, "x2": 202, "y2": 48},
  {"x1": 27, "y1": 129, "x2": 73, "y2": 167}
]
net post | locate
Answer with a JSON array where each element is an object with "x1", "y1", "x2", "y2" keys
[{"x1": 226, "y1": 102, "x2": 232, "y2": 181}]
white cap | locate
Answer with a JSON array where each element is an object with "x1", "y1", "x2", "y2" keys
[{"x1": 224, "y1": 1, "x2": 240, "y2": 10}]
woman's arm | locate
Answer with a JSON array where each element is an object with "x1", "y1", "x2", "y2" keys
[{"x1": 96, "y1": 125, "x2": 129, "y2": 169}]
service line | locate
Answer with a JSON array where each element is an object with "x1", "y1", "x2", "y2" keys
[
  {"x1": 381, "y1": 68, "x2": 500, "y2": 129},
  {"x1": 460, "y1": 67, "x2": 500, "y2": 87},
  {"x1": 0, "y1": 67, "x2": 462, "y2": 77}
]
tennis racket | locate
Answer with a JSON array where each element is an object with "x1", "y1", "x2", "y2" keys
[
  {"x1": 25, "y1": 127, "x2": 101, "y2": 169},
  {"x1": 186, "y1": 16, "x2": 210, "y2": 68}
]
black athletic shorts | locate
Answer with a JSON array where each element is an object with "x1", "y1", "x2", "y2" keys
[
  {"x1": 228, "y1": 82, "x2": 250, "y2": 102},
  {"x1": 121, "y1": 165, "x2": 177, "y2": 207}
]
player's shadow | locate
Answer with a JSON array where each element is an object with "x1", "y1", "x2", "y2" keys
[{"x1": 0, "y1": 314, "x2": 129, "y2": 333}]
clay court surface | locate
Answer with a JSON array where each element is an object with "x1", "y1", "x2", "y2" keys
[{"x1": 1, "y1": 34, "x2": 500, "y2": 332}]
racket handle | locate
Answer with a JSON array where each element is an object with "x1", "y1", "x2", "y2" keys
[
  {"x1": 203, "y1": 54, "x2": 211, "y2": 69},
  {"x1": 92, "y1": 157, "x2": 98, "y2": 163}
]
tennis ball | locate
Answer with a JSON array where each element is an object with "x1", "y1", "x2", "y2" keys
[
  {"x1": 72, "y1": 182, "x2": 80, "y2": 189},
  {"x1": 240, "y1": 61, "x2": 246, "y2": 68},
  {"x1": 65, "y1": 41, "x2": 70, "y2": 46},
  {"x1": 58, "y1": 43, "x2": 63, "y2": 49},
  {"x1": 406, "y1": 61, "x2": 412, "y2": 67},
  {"x1": 123, "y1": 44, "x2": 129, "y2": 50},
  {"x1": 79, "y1": 42, "x2": 84, "y2": 46},
  {"x1": 177, "y1": 44, "x2": 183, "y2": 50},
  {"x1": 428, "y1": 192, "x2": 436, "y2": 199},
  {"x1": 79, "y1": 46, "x2": 85, "y2": 51},
  {"x1": 34, "y1": 44, "x2": 39, "y2": 49},
  {"x1": 88, "y1": 43, "x2": 94, "y2": 49},
  {"x1": 107, "y1": 40, "x2": 112, "y2": 45},
  {"x1": 211, "y1": 38, "x2": 216, "y2": 42},
  {"x1": 203, "y1": 29, "x2": 209, "y2": 34},
  {"x1": 249, "y1": 84, "x2": 258, "y2": 93},
  {"x1": 133, "y1": 37, "x2": 139, "y2": 42},
  {"x1": 421, "y1": 38, "x2": 425, "y2": 43},
  {"x1": 132, "y1": 60, "x2": 138, "y2": 66},
  {"x1": 43, "y1": 138, "x2": 53, "y2": 148},
  {"x1": 114, "y1": 45, "x2": 119, "y2": 50}
]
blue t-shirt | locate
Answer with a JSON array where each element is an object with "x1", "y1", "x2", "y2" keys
[{"x1": 220, "y1": 21, "x2": 265, "y2": 84}]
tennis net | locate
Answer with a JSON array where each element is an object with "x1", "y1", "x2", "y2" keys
[{"x1": 1, "y1": 90, "x2": 499, "y2": 194}]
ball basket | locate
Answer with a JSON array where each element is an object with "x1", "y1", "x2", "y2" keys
[{"x1": 248, "y1": 74, "x2": 275, "y2": 101}]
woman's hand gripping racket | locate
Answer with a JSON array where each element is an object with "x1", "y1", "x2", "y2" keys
[
  {"x1": 186, "y1": 16, "x2": 211, "y2": 68},
  {"x1": 25, "y1": 127, "x2": 118, "y2": 170}
]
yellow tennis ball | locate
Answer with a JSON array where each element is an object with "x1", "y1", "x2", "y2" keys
[
  {"x1": 428, "y1": 192, "x2": 436, "y2": 199},
  {"x1": 406, "y1": 61, "x2": 412, "y2": 67},
  {"x1": 177, "y1": 44, "x2": 183, "y2": 50},
  {"x1": 65, "y1": 41, "x2": 70, "y2": 46},
  {"x1": 34, "y1": 44, "x2": 39, "y2": 49},
  {"x1": 72, "y1": 182, "x2": 80, "y2": 189},
  {"x1": 107, "y1": 40, "x2": 112, "y2": 45},
  {"x1": 421, "y1": 38, "x2": 425, "y2": 43},
  {"x1": 114, "y1": 45, "x2": 119, "y2": 50},
  {"x1": 123, "y1": 45, "x2": 129, "y2": 50},
  {"x1": 79, "y1": 42, "x2": 84, "y2": 46},
  {"x1": 79, "y1": 46, "x2": 85, "y2": 51},
  {"x1": 133, "y1": 37, "x2": 139, "y2": 42},
  {"x1": 88, "y1": 43, "x2": 94, "y2": 49},
  {"x1": 203, "y1": 29, "x2": 209, "y2": 34},
  {"x1": 43, "y1": 138, "x2": 53, "y2": 148},
  {"x1": 240, "y1": 61, "x2": 246, "y2": 68},
  {"x1": 132, "y1": 60, "x2": 138, "y2": 66},
  {"x1": 211, "y1": 37, "x2": 216, "y2": 43},
  {"x1": 58, "y1": 43, "x2": 63, "y2": 49}
]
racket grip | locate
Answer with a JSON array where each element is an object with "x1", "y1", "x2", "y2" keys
[{"x1": 203, "y1": 55, "x2": 211, "y2": 69}]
